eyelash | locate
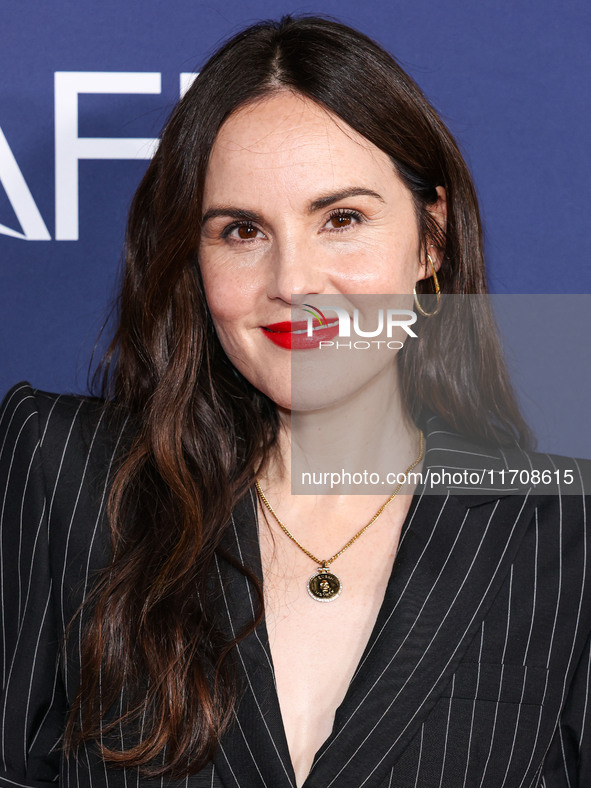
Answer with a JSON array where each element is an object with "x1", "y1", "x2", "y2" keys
[
  {"x1": 325, "y1": 208, "x2": 364, "y2": 231},
  {"x1": 221, "y1": 208, "x2": 364, "y2": 241}
]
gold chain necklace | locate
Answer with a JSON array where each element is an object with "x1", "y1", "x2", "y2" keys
[{"x1": 254, "y1": 428, "x2": 424, "y2": 602}]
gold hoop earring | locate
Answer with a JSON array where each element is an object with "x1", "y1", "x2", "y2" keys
[{"x1": 413, "y1": 253, "x2": 441, "y2": 317}]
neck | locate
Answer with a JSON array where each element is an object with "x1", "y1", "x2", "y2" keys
[{"x1": 259, "y1": 361, "x2": 421, "y2": 502}]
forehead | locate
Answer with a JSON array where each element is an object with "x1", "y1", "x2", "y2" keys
[{"x1": 204, "y1": 91, "x2": 397, "y2": 198}]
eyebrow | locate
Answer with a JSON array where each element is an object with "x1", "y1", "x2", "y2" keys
[
  {"x1": 201, "y1": 187, "x2": 384, "y2": 225},
  {"x1": 201, "y1": 207, "x2": 264, "y2": 225},
  {"x1": 308, "y1": 187, "x2": 384, "y2": 212}
]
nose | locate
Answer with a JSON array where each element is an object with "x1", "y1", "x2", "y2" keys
[{"x1": 265, "y1": 236, "x2": 327, "y2": 303}]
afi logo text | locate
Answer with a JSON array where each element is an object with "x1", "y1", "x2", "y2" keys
[{"x1": 0, "y1": 72, "x2": 197, "y2": 241}]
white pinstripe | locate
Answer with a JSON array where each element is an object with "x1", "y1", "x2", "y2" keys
[
  {"x1": 523, "y1": 508, "x2": 539, "y2": 665},
  {"x1": 499, "y1": 665, "x2": 530, "y2": 788},
  {"x1": 558, "y1": 724, "x2": 572, "y2": 788},
  {"x1": 118, "y1": 682, "x2": 129, "y2": 788},
  {"x1": 58, "y1": 407, "x2": 106, "y2": 635},
  {"x1": 22, "y1": 582, "x2": 52, "y2": 770},
  {"x1": 413, "y1": 724, "x2": 424, "y2": 788},
  {"x1": 16, "y1": 435, "x2": 41, "y2": 626},
  {"x1": 520, "y1": 668, "x2": 550, "y2": 788},
  {"x1": 437, "y1": 674, "x2": 455, "y2": 788},
  {"x1": 217, "y1": 739, "x2": 241, "y2": 788},
  {"x1": 579, "y1": 638, "x2": 591, "y2": 750},
  {"x1": 28, "y1": 647, "x2": 59, "y2": 753},
  {"x1": 45, "y1": 397, "x2": 82, "y2": 541},
  {"x1": 544, "y1": 459, "x2": 564, "y2": 674},
  {"x1": 461, "y1": 621, "x2": 485, "y2": 788},
  {"x1": 0, "y1": 412, "x2": 37, "y2": 690},
  {"x1": 478, "y1": 565, "x2": 514, "y2": 787}
]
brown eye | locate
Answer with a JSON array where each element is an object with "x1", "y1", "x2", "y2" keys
[
  {"x1": 325, "y1": 209, "x2": 363, "y2": 231},
  {"x1": 330, "y1": 214, "x2": 352, "y2": 229},
  {"x1": 237, "y1": 223, "x2": 258, "y2": 239}
]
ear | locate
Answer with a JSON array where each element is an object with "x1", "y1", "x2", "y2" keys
[{"x1": 417, "y1": 186, "x2": 447, "y2": 281}]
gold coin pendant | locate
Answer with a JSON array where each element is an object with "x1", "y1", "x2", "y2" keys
[{"x1": 307, "y1": 567, "x2": 342, "y2": 602}]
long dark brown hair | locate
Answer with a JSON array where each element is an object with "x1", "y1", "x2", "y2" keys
[{"x1": 64, "y1": 13, "x2": 533, "y2": 778}]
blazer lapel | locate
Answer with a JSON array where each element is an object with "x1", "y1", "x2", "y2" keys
[
  {"x1": 303, "y1": 419, "x2": 538, "y2": 788},
  {"x1": 211, "y1": 487, "x2": 297, "y2": 788}
]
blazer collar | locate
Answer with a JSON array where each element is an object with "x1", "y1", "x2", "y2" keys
[
  {"x1": 417, "y1": 413, "x2": 532, "y2": 507},
  {"x1": 210, "y1": 418, "x2": 536, "y2": 788}
]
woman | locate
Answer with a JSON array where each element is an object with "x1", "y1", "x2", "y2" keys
[{"x1": 1, "y1": 14, "x2": 589, "y2": 788}]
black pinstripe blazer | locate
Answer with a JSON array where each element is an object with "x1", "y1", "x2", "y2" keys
[{"x1": 1, "y1": 381, "x2": 590, "y2": 788}]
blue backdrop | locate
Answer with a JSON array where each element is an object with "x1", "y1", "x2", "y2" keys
[{"x1": 1, "y1": 0, "x2": 590, "y2": 450}]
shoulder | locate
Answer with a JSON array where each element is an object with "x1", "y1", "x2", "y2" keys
[
  {"x1": 424, "y1": 416, "x2": 591, "y2": 497},
  {"x1": 0, "y1": 380, "x2": 135, "y2": 497},
  {"x1": 500, "y1": 444, "x2": 591, "y2": 519},
  {"x1": 1, "y1": 379, "x2": 110, "y2": 437},
  {"x1": 479, "y1": 444, "x2": 590, "y2": 588},
  {"x1": 448, "y1": 434, "x2": 591, "y2": 636},
  {"x1": 0, "y1": 382, "x2": 137, "y2": 594},
  {"x1": 423, "y1": 417, "x2": 591, "y2": 540}
]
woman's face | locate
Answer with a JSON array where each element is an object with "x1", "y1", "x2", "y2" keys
[{"x1": 198, "y1": 91, "x2": 445, "y2": 410}]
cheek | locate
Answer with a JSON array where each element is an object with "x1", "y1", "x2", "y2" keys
[
  {"x1": 199, "y1": 261, "x2": 252, "y2": 330},
  {"x1": 206, "y1": 295, "x2": 244, "y2": 342},
  {"x1": 344, "y1": 249, "x2": 419, "y2": 293}
]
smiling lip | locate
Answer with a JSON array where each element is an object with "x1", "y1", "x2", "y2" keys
[{"x1": 261, "y1": 319, "x2": 340, "y2": 349}]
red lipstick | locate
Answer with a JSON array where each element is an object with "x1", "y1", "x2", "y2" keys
[{"x1": 260, "y1": 319, "x2": 340, "y2": 349}]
